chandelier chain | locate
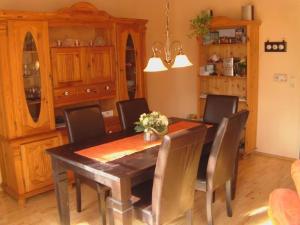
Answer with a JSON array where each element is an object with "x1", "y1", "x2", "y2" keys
[{"x1": 165, "y1": 0, "x2": 171, "y2": 63}]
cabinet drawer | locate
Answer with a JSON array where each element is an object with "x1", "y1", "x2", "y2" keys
[
  {"x1": 77, "y1": 85, "x2": 100, "y2": 99},
  {"x1": 54, "y1": 87, "x2": 77, "y2": 106},
  {"x1": 98, "y1": 82, "x2": 116, "y2": 98}
]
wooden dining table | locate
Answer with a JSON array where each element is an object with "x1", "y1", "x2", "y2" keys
[{"x1": 47, "y1": 118, "x2": 217, "y2": 225}]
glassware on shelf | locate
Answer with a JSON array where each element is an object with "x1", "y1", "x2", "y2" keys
[
  {"x1": 23, "y1": 32, "x2": 41, "y2": 122},
  {"x1": 25, "y1": 87, "x2": 41, "y2": 100}
]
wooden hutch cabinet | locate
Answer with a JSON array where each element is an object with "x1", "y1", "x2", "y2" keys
[
  {"x1": 0, "y1": 2, "x2": 147, "y2": 205},
  {"x1": 197, "y1": 17, "x2": 260, "y2": 153}
]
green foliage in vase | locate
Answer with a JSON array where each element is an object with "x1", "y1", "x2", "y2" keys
[
  {"x1": 134, "y1": 111, "x2": 168, "y2": 134},
  {"x1": 189, "y1": 12, "x2": 212, "y2": 38}
]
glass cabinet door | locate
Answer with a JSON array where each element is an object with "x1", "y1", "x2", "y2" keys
[
  {"x1": 117, "y1": 25, "x2": 145, "y2": 101},
  {"x1": 23, "y1": 32, "x2": 41, "y2": 122},
  {"x1": 8, "y1": 21, "x2": 54, "y2": 137},
  {"x1": 125, "y1": 34, "x2": 137, "y2": 99}
]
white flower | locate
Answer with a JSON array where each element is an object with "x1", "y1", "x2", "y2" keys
[
  {"x1": 151, "y1": 111, "x2": 159, "y2": 117},
  {"x1": 159, "y1": 115, "x2": 169, "y2": 126},
  {"x1": 139, "y1": 113, "x2": 146, "y2": 121},
  {"x1": 142, "y1": 117, "x2": 149, "y2": 126}
]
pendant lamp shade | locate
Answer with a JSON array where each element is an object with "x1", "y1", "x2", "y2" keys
[
  {"x1": 144, "y1": 57, "x2": 168, "y2": 72},
  {"x1": 171, "y1": 54, "x2": 193, "y2": 68}
]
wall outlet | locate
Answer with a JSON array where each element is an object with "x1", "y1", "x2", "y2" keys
[{"x1": 273, "y1": 73, "x2": 287, "y2": 82}]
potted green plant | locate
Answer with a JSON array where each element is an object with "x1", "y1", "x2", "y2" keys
[{"x1": 189, "y1": 12, "x2": 212, "y2": 38}]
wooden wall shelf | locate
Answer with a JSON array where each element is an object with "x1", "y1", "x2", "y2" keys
[{"x1": 197, "y1": 16, "x2": 259, "y2": 154}]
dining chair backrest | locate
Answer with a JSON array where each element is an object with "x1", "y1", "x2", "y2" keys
[
  {"x1": 116, "y1": 98, "x2": 150, "y2": 131},
  {"x1": 203, "y1": 94, "x2": 239, "y2": 124},
  {"x1": 207, "y1": 110, "x2": 249, "y2": 191},
  {"x1": 152, "y1": 125, "x2": 207, "y2": 224},
  {"x1": 64, "y1": 104, "x2": 106, "y2": 144}
]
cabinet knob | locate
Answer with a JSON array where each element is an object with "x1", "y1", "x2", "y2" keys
[
  {"x1": 105, "y1": 85, "x2": 110, "y2": 91},
  {"x1": 64, "y1": 91, "x2": 69, "y2": 96},
  {"x1": 86, "y1": 88, "x2": 91, "y2": 93},
  {"x1": 108, "y1": 130, "x2": 113, "y2": 134}
]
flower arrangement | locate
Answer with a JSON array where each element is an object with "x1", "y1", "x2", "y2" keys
[{"x1": 134, "y1": 111, "x2": 169, "y2": 135}]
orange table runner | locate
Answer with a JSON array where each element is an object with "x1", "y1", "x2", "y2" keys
[{"x1": 76, "y1": 121, "x2": 206, "y2": 163}]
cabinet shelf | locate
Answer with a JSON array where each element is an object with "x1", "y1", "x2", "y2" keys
[
  {"x1": 199, "y1": 75, "x2": 247, "y2": 79},
  {"x1": 27, "y1": 99, "x2": 41, "y2": 105},
  {"x1": 23, "y1": 50, "x2": 38, "y2": 54},
  {"x1": 203, "y1": 42, "x2": 247, "y2": 47},
  {"x1": 199, "y1": 93, "x2": 247, "y2": 102}
]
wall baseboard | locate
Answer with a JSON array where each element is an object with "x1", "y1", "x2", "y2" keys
[{"x1": 252, "y1": 150, "x2": 296, "y2": 162}]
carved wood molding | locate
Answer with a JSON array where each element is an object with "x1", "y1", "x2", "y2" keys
[{"x1": 53, "y1": 2, "x2": 112, "y2": 20}]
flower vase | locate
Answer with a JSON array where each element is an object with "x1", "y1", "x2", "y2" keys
[{"x1": 144, "y1": 130, "x2": 159, "y2": 142}]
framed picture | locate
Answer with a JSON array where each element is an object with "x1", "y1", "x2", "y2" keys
[{"x1": 210, "y1": 31, "x2": 219, "y2": 44}]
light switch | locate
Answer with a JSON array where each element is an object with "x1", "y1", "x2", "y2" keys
[{"x1": 273, "y1": 73, "x2": 287, "y2": 82}]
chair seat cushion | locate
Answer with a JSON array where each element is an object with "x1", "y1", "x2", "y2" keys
[{"x1": 269, "y1": 188, "x2": 300, "y2": 225}]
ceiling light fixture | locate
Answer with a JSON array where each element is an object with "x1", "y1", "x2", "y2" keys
[{"x1": 144, "y1": 0, "x2": 193, "y2": 72}]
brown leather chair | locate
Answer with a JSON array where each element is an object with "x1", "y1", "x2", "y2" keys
[
  {"x1": 108, "y1": 125, "x2": 207, "y2": 225},
  {"x1": 116, "y1": 98, "x2": 150, "y2": 131},
  {"x1": 64, "y1": 104, "x2": 109, "y2": 225},
  {"x1": 200, "y1": 94, "x2": 239, "y2": 198},
  {"x1": 195, "y1": 110, "x2": 249, "y2": 225},
  {"x1": 203, "y1": 94, "x2": 239, "y2": 124}
]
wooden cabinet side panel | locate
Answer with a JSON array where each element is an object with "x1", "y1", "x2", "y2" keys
[
  {"x1": 245, "y1": 24, "x2": 259, "y2": 153},
  {"x1": 0, "y1": 141, "x2": 8, "y2": 187},
  {"x1": 0, "y1": 24, "x2": 17, "y2": 138},
  {"x1": 0, "y1": 140, "x2": 25, "y2": 194},
  {"x1": 116, "y1": 26, "x2": 129, "y2": 100},
  {"x1": 132, "y1": 28, "x2": 145, "y2": 98}
]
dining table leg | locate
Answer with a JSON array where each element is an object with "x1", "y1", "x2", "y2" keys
[
  {"x1": 108, "y1": 178, "x2": 133, "y2": 225},
  {"x1": 51, "y1": 158, "x2": 70, "y2": 225}
]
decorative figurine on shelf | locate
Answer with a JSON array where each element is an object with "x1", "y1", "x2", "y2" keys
[
  {"x1": 134, "y1": 111, "x2": 169, "y2": 141},
  {"x1": 208, "y1": 53, "x2": 221, "y2": 63}
]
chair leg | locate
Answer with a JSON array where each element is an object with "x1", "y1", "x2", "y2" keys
[
  {"x1": 206, "y1": 190, "x2": 214, "y2": 225},
  {"x1": 231, "y1": 153, "x2": 239, "y2": 200},
  {"x1": 225, "y1": 180, "x2": 233, "y2": 217},
  {"x1": 186, "y1": 209, "x2": 193, "y2": 225},
  {"x1": 75, "y1": 175, "x2": 82, "y2": 213},
  {"x1": 96, "y1": 183, "x2": 109, "y2": 225}
]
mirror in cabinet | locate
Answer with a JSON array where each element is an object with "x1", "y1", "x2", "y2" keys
[
  {"x1": 125, "y1": 34, "x2": 137, "y2": 99},
  {"x1": 23, "y1": 32, "x2": 41, "y2": 122}
]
